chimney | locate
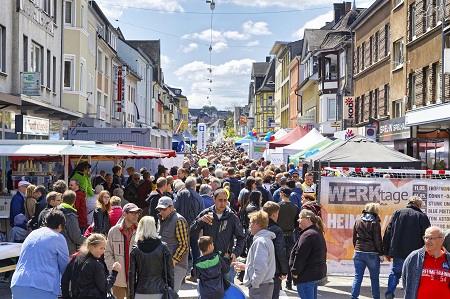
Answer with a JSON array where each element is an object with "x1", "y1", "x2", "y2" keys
[
  {"x1": 345, "y1": 1, "x2": 352, "y2": 13},
  {"x1": 266, "y1": 56, "x2": 271, "y2": 62},
  {"x1": 333, "y1": 2, "x2": 351, "y2": 23}
]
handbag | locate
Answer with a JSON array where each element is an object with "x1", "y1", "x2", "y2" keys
[{"x1": 162, "y1": 252, "x2": 179, "y2": 299}]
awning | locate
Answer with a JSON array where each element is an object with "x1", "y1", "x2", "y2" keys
[
  {"x1": 0, "y1": 92, "x2": 21, "y2": 107},
  {"x1": 113, "y1": 144, "x2": 177, "y2": 158},
  {"x1": 21, "y1": 96, "x2": 83, "y2": 120}
]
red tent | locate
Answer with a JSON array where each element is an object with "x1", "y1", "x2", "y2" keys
[{"x1": 268, "y1": 126, "x2": 308, "y2": 149}]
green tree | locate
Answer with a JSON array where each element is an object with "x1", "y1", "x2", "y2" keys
[{"x1": 224, "y1": 117, "x2": 236, "y2": 137}]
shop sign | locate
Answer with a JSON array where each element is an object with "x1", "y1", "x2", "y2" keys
[
  {"x1": 15, "y1": 115, "x2": 50, "y2": 136},
  {"x1": 298, "y1": 114, "x2": 315, "y2": 126},
  {"x1": 343, "y1": 96, "x2": 354, "y2": 120},
  {"x1": 22, "y1": 72, "x2": 41, "y2": 96},
  {"x1": 379, "y1": 117, "x2": 410, "y2": 141}
]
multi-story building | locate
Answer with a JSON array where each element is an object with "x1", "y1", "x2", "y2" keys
[
  {"x1": 288, "y1": 46, "x2": 303, "y2": 128},
  {"x1": 254, "y1": 59, "x2": 275, "y2": 133},
  {"x1": 269, "y1": 42, "x2": 289, "y2": 127},
  {"x1": 0, "y1": 0, "x2": 82, "y2": 140}
]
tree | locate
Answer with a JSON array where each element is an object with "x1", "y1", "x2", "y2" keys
[
  {"x1": 202, "y1": 105, "x2": 218, "y2": 112},
  {"x1": 224, "y1": 117, "x2": 236, "y2": 138}
]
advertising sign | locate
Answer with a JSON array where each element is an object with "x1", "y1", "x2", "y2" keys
[
  {"x1": 15, "y1": 115, "x2": 50, "y2": 136},
  {"x1": 249, "y1": 141, "x2": 267, "y2": 160},
  {"x1": 378, "y1": 116, "x2": 410, "y2": 141},
  {"x1": 116, "y1": 66, "x2": 126, "y2": 113},
  {"x1": 22, "y1": 72, "x2": 41, "y2": 96},
  {"x1": 197, "y1": 123, "x2": 207, "y2": 152},
  {"x1": 343, "y1": 96, "x2": 355, "y2": 120},
  {"x1": 320, "y1": 176, "x2": 450, "y2": 275},
  {"x1": 239, "y1": 115, "x2": 247, "y2": 125}
]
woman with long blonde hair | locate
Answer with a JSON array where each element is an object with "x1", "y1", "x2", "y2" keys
[
  {"x1": 93, "y1": 190, "x2": 111, "y2": 235},
  {"x1": 24, "y1": 184, "x2": 37, "y2": 220}
]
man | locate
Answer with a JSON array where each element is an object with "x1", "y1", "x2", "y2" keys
[
  {"x1": 221, "y1": 167, "x2": 242, "y2": 206},
  {"x1": 291, "y1": 171, "x2": 301, "y2": 183},
  {"x1": 92, "y1": 170, "x2": 106, "y2": 187},
  {"x1": 105, "y1": 203, "x2": 141, "y2": 299},
  {"x1": 59, "y1": 190, "x2": 86, "y2": 254},
  {"x1": 157, "y1": 197, "x2": 189, "y2": 292},
  {"x1": 9, "y1": 181, "x2": 29, "y2": 226},
  {"x1": 137, "y1": 171, "x2": 153, "y2": 214},
  {"x1": 147, "y1": 177, "x2": 168, "y2": 225},
  {"x1": 402, "y1": 226, "x2": 450, "y2": 299},
  {"x1": 301, "y1": 172, "x2": 316, "y2": 196},
  {"x1": 175, "y1": 176, "x2": 204, "y2": 276},
  {"x1": 125, "y1": 166, "x2": 135, "y2": 186},
  {"x1": 69, "y1": 179, "x2": 87, "y2": 231},
  {"x1": 190, "y1": 188, "x2": 246, "y2": 282},
  {"x1": 29, "y1": 185, "x2": 48, "y2": 230},
  {"x1": 288, "y1": 180, "x2": 303, "y2": 210},
  {"x1": 277, "y1": 187, "x2": 299, "y2": 290},
  {"x1": 70, "y1": 161, "x2": 94, "y2": 198},
  {"x1": 255, "y1": 177, "x2": 273, "y2": 206},
  {"x1": 124, "y1": 172, "x2": 140, "y2": 205},
  {"x1": 263, "y1": 202, "x2": 289, "y2": 299},
  {"x1": 112, "y1": 165, "x2": 123, "y2": 191},
  {"x1": 233, "y1": 210, "x2": 276, "y2": 299},
  {"x1": 210, "y1": 177, "x2": 221, "y2": 194},
  {"x1": 272, "y1": 177, "x2": 288, "y2": 203},
  {"x1": 270, "y1": 173, "x2": 283, "y2": 196},
  {"x1": 177, "y1": 168, "x2": 188, "y2": 182},
  {"x1": 38, "y1": 191, "x2": 62, "y2": 227},
  {"x1": 383, "y1": 196, "x2": 431, "y2": 299},
  {"x1": 287, "y1": 163, "x2": 298, "y2": 177},
  {"x1": 200, "y1": 167, "x2": 210, "y2": 180}
]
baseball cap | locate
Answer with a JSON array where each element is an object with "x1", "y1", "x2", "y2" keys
[
  {"x1": 18, "y1": 180, "x2": 30, "y2": 187},
  {"x1": 156, "y1": 196, "x2": 174, "y2": 210},
  {"x1": 279, "y1": 187, "x2": 292, "y2": 197},
  {"x1": 280, "y1": 177, "x2": 288, "y2": 185},
  {"x1": 123, "y1": 203, "x2": 143, "y2": 213}
]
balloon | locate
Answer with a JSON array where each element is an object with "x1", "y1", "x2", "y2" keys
[
  {"x1": 312, "y1": 149, "x2": 320, "y2": 154},
  {"x1": 252, "y1": 128, "x2": 257, "y2": 133},
  {"x1": 270, "y1": 135, "x2": 275, "y2": 141},
  {"x1": 248, "y1": 131, "x2": 253, "y2": 137},
  {"x1": 252, "y1": 132, "x2": 257, "y2": 137},
  {"x1": 305, "y1": 151, "x2": 313, "y2": 158},
  {"x1": 265, "y1": 136, "x2": 270, "y2": 141}
]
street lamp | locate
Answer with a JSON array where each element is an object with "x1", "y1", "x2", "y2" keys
[{"x1": 206, "y1": 0, "x2": 215, "y2": 11}]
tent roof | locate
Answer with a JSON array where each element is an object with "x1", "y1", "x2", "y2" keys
[
  {"x1": 306, "y1": 135, "x2": 421, "y2": 168},
  {"x1": 289, "y1": 138, "x2": 343, "y2": 165},
  {"x1": 113, "y1": 144, "x2": 176, "y2": 158},
  {"x1": 273, "y1": 129, "x2": 287, "y2": 139},
  {"x1": 281, "y1": 128, "x2": 325, "y2": 150},
  {"x1": 268, "y1": 126, "x2": 308, "y2": 149}
]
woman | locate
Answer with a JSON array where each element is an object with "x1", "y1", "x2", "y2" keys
[
  {"x1": 93, "y1": 190, "x2": 111, "y2": 236},
  {"x1": 101, "y1": 174, "x2": 114, "y2": 194},
  {"x1": 61, "y1": 234, "x2": 121, "y2": 299},
  {"x1": 11, "y1": 210, "x2": 69, "y2": 299},
  {"x1": 351, "y1": 203, "x2": 383, "y2": 299},
  {"x1": 87, "y1": 185, "x2": 104, "y2": 226},
  {"x1": 289, "y1": 209, "x2": 327, "y2": 299},
  {"x1": 238, "y1": 176, "x2": 256, "y2": 210},
  {"x1": 24, "y1": 184, "x2": 37, "y2": 220},
  {"x1": 129, "y1": 216, "x2": 174, "y2": 299}
]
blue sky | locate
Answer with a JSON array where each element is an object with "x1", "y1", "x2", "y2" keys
[{"x1": 96, "y1": 0, "x2": 373, "y2": 110}]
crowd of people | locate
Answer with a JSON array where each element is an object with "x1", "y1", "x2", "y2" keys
[{"x1": 2, "y1": 142, "x2": 450, "y2": 299}]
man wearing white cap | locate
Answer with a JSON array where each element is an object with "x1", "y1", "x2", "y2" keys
[{"x1": 9, "y1": 181, "x2": 30, "y2": 226}]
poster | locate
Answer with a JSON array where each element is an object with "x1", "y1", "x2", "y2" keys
[
  {"x1": 249, "y1": 141, "x2": 267, "y2": 160},
  {"x1": 319, "y1": 176, "x2": 450, "y2": 275}
]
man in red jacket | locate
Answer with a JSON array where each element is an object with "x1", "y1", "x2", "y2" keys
[{"x1": 69, "y1": 179, "x2": 87, "y2": 232}]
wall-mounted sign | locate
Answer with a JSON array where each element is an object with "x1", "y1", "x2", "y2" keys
[
  {"x1": 22, "y1": 72, "x2": 41, "y2": 96},
  {"x1": 116, "y1": 66, "x2": 126, "y2": 112},
  {"x1": 15, "y1": 115, "x2": 50, "y2": 136},
  {"x1": 379, "y1": 117, "x2": 410, "y2": 141},
  {"x1": 197, "y1": 123, "x2": 207, "y2": 152},
  {"x1": 239, "y1": 115, "x2": 247, "y2": 125},
  {"x1": 343, "y1": 96, "x2": 355, "y2": 120}
]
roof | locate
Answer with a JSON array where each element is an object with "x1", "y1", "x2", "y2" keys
[
  {"x1": 351, "y1": 0, "x2": 388, "y2": 30},
  {"x1": 251, "y1": 62, "x2": 270, "y2": 78},
  {"x1": 333, "y1": 8, "x2": 364, "y2": 31},
  {"x1": 302, "y1": 29, "x2": 333, "y2": 58},
  {"x1": 257, "y1": 59, "x2": 275, "y2": 93},
  {"x1": 320, "y1": 32, "x2": 348, "y2": 49},
  {"x1": 268, "y1": 126, "x2": 309, "y2": 149},
  {"x1": 127, "y1": 40, "x2": 160, "y2": 65}
]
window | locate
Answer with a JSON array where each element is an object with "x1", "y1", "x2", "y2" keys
[
  {"x1": 385, "y1": 84, "x2": 390, "y2": 115},
  {"x1": 374, "y1": 89, "x2": 379, "y2": 117},
  {"x1": 424, "y1": 66, "x2": 430, "y2": 105},
  {"x1": 81, "y1": 5, "x2": 87, "y2": 30},
  {"x1": 260, "y1": 94, "x2": 263, "y2": 107},
  {"x1": 104, "y1": 56, "x2": 109, "y2": 76},
  {"x1": 97, "y1": 91, "x2": 102, "y2": 106},
  {"x1": 436, "y1": 64, "x2": 441, "y2": 102},
  {"x1": 327, "y1": 98, "x2": 336, "y2": 120},
  {"x1": 377, "y1": 31, "x2": 381, "y2": 60},
  {"x1": 374, "y1": 33, "x2": 378, "y2": 62},
  {"x1": 88, "y1": 73, "x2": 94, "y2": 104},
  {"x1": 385, "y1": 24, "x2": 390, "y2": 56},
  {"x1": 361, "y1": 43, "x2": 365, "y2": 70},
  {"x1": 339, "y1": 52, "x2": 346, "y2": 78},
  {"x1": 394, "y1": 100, "x2": 403, "y2": 118},
  {"x1": 369, "y1": 91, "x2": 373, "y2": 117},
  {"x1": 64, "y1": 57, "x2": 74, "y2": 90},
  {"x1": 0, "y1": 25, "x2": 5, "y2": 73},
  {"x1": 97, "y1": 50, "x2": 102, "y2": 72},
  {"x1": 46, "y1": 50, "x2": 51, "y2": 88},
  {"x1": 361, "y1": 95, "x2": 365, "y2": 122},
  {"x1": 31, "y1": 42, "x2": 43, "y2": 81},
  {"x1": 80, "y1": 59, "x2": 86, "y2": 93},
  {"x1": 268, "y1": 95, "x2": 274, "y2": 106},
  {"x1": 437, "y1": 0, "x2": 442, "y2": 23},
  {"x1": 104, "y1": 95, "x2": 108, "y2": 109},
  {"x1": 88, "y1": 25, "x2": 95, "y2": 54},
  {"x1": 410, "y1": 4, "x2": 416, "y2": 40},
  {"x1": 369, "y1": 36, "x2": 373, "y2": 65},
  {"x1": 356, "y1": 46, "x2": 360, "y2": 73},
  {"x1": 65, "y1": 0, "x2": 74, "y2": 26},
  {"x1": 52, "y1": 56, "x2": 56, "y2": 92},
  {"x1": 393, "y1": 39, "x2": 404, "y2": 68},
  {"x1": 23, "y1": 35, "x2": 28, "y2": 72},
  {"x1": 410, "y1": 73, "x2": 416, "y2": 108},
  {"x1": 425, "y1": 0, "x2": 431, "y2": 30}
]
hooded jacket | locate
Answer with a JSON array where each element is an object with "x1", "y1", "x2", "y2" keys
[
  {"x1": 60, "y1": 203, "x2": 86, "y2": 255},
  {"x1": 353, "y1": 211, "x2": 383, "y2": 254},
  {"x1": 243, "y1": 229, "x2": 276, "y2": 288},
  {"x1": 289, "y1": 187, "x2": 303, "y2": 210},
  {"x1": 128, "y1": 238, "x2": 174, "y2": 299},
  {"x1": 268, "y1": 219, "x2": 289, "y2": 276},
  {"x1": 190, "y1": 206, "x2": 246, "y2": 258},
  {"x1": 192, "y1": 251, "x2": 231, "y2": 299},
  {"x1": 93, "y1": 207, "x2": 111, "y2": 236}
]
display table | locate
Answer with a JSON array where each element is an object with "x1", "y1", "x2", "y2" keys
[{"x1": 0, "y1": 242, "x2": 22, "y2": 273}]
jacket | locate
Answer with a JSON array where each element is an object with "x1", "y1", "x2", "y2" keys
[
  {"x1": 158, "y1": 210, "x2": 189, "y2": 269},
  {"x1": 146, "y1": 190, "x2": 163, "y2": 224},
  {"x1": 74, "y1": 189, "x2": 88, "y2": 228},
  {"x1": 109, "y1": 206, "x2": 123, "y2": 227},
  {"x1": 383, "y1": 205, "x2": 430, "y2": 259},
  {"x1": 221, "y1": 177, "x2": 241, "y2": 205},
  {"x1": 256, "y1": 186, "x2": 273, "y2": 206},
  {"x1": 124, "y1": 183, "x2": 139, "y2": 206},
  {"x1": 175, "y1": 188, "x2": 204, "y2": 226},
  {"x1": 29, "y1": 194, "x2": 48, "y2": 230},
  {"x1": 128, "y1": 238, "x2": 174, "y2": 299},
  {"x1": 93, "y1": 207, "x2": 111, "y2": 236},
  {"x1": 60, "y1": 203, "x2": 87, "y2": 255},
  {"x1": 289, "y1": 187, "x2": 303, "y2": 209},
  {"x1": 243, "y1": 229, "x2": 276, "y2": 288},
  {"x1": 61, "y1": 252, "x2": 118, "y2": 299},
  {"x1": 402, "y1": 247, "x2": 450, "y2": 299},
  {"x1": 267, "y1": 219, "x2": 289, "y2": 276},
  {"x1": 105, "y1": 222, "x2": 137, "y2": 287},
  {"x1": 201, "y1": 194, "x2": 214, "y2": 209},
  {"x1": 192, "y1": 251, "x2": 231, "y2": 299},
  {"x1": 112, "y1": 174, "x2": 122, "y2": 191},
  {"x1": 137, "y1": 180, "x2": 153, "y2": 208},
  {"x1": 190, "y1": 206, "x2": 246, "y2": 258},
  {"x1": 353, "y1": 211, "x2": 383, "y2": 254},
  {"x1": 289, "y1": 225, "x2": 327, "y2": 284},
  {"x1": 71, "y1": 171, "x2": 94, "y2": 198},
  {"x1": 10, "y1": 192, "x2": 26, "y2": 226}
]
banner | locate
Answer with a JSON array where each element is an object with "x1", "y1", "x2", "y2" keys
[
  {"x1": 239, "y1": 115, "x2": 247, "y2": 125},
  {"x1": 320, "y1": 176, "x2": 450, "y2": 275},
  {"x1": 197, "y1": 123, "x2": 207, "y2": 152},
  {"x1": 343, "y1": 96, "x2": 354, "y2": 120},
  {"x1": 249, "y1": 141, "x2": 267, "y2": 160}
]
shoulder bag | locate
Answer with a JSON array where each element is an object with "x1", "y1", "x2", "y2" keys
[{"x1": 162, "y1": 251, "x2": 179, "y2": 299}]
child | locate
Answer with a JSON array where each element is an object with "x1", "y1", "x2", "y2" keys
[
  {"x1": 192, "y1": 236, "x2": 231, "y2": 299},
  {"x1": 108, "y1": 196, "x2": 123, "y2": 227},
  {"x1": 9, "y1": 213, "x2": 29, "y2": 243}
]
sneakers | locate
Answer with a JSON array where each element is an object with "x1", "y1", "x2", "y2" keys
[
  {"x1": 385, "y1": 294, "x2": 394, "y2": 299},
  {"x1": 186, "y1": 275, "x2": 197, "y2": 283}
]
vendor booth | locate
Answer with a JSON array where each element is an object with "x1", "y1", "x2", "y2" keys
[
  {"x1": 268, "y1": 126, "x2": 308, "y2": 149},
  {"x1": 289, "y1": 138, "x2": 344, "y2": 165}
]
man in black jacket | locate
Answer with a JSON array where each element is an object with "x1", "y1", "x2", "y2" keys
[
  {"x1": 255, "y1": 177, "x2": 273, "y2": 206},
  {"x1": 221, "y1": 167, "x2": 241, "y2": 207},
  {"x1": 29, "y1": 185, "x2": 47, "y2": 230},
  {"x1": 263, "y1": 201, "x2": 289, "y2": 299},
  {"x1": 383, "y1": 196, "x2": 430, "y2": 299}
]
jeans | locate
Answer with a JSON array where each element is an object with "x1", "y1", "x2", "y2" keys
[
  {"x1": 351, "y1": 252, "x2": 380, "y2": 299},
  {"x1": 190, "y1": 234, "x2": 200, "y2": 262},
  {"x1": 224, "y1": 266, "x2": 235, "y2": 284},
  {"x1": 385, "y1": 258, "x2": 405, "y2": 298},
  {"x1": 296, "y1": 280, "x2": 320, "y2": 299}
]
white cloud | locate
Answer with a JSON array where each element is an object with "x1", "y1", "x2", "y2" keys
[
  {"x1": 212, "y1": 42, "x2": 228, "y2": 53},
  {"x1": 182, "y1": 29, "x2": 226, "y2": 43},
  {"x1": 97, "y1": 0, "x2": 184, "y2": 19},
  {"x1": 246, "y1": 40, "x2": 260, "y2": 47},
  {"x1": 181, "y1": 43, "x2": 199, "y2": 53},
  {"x1": 242, "y1": 21, "x2": 271, "y2": 36},
  {"x1": 223, "y1": 31, "x2": 249, "y2": 40},
  {"x1": 292, "y1": 10, "x2": 334, "y2": 39},
  {"x1": 160, "y1": 55, "x2": 174, "y2": 70}
]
